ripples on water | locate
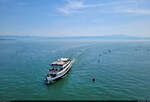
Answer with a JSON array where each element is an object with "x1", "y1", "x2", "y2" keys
[{"x1": 0, "y1": 39, "x2": 150, "y2": 100}]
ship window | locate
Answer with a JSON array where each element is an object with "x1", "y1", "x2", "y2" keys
[
  {"x1": 50, "y1": 74, "x2": 56, "y2": 77},
  {"x1": 51, "y1": 65, "x2": 62, "y2": 69}
]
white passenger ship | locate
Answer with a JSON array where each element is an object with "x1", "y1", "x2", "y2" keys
[{"x1": 45, "y1": 58, "x2": 72, "y2": 84}]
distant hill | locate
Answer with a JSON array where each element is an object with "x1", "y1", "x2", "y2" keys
[
  {"x1": 0, "y1": 34, "x2": 150, "y2": 40},
  {"x1": 61, "y1": 34, "x2": 150, "y2": 40}
]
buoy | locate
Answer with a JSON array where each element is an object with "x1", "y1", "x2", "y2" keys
[{"x1": 92, "y1": 77, "x2": 95, "y2": 82}]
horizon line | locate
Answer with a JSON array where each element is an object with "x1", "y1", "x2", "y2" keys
[{"x1": 0, "y1": 34, "x2": 150, "y2": 38}]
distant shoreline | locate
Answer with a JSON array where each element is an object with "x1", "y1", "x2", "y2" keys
[
  {"x1": 0, "y1": 35, "x2": 150, "y2": 40},
  {"x1": 0, "y1": 39, "x2": 16, "y2": 40}
]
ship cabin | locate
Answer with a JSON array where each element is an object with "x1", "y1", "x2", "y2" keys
[{"x1": 47, "y1": 58, "x2": 70, "y2": 77}]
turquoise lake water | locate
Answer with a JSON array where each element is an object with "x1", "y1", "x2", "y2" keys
[{"x1": 0, "y1": 39, "x2": 150, "y2": 100}]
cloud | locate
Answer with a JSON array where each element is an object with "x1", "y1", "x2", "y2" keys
[
  {"x1": 58, "y1": 0, "x2": 150, "y2": 15},
  {"x1": 57, "y1": 0, "x2": 111, "y2": 14},
  {"x1": 121, "y1": 9, "x2": 150, "y2": 14},
  {"x1": 58, "y1": 0, "x2": 86, "y2": 14},
  {"x1": 113, "y1": 0, "x2": 150, "y2": 14}
]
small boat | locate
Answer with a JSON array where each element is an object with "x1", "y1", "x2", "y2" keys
[{"x1": 45, "y1": 58, "x2": 72, "y2": 84}]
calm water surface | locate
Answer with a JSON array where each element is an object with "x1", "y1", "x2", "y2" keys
[{"x1": 0, "y1": 39, "x2": 150, "y2": 100}]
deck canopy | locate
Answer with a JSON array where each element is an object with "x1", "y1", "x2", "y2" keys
[
  {"x1": 60, "y1": 58, "x2": 69, "y2": 62},
  {"x1": 51, "y1": 61, "x2": 65, "y2": 66}
]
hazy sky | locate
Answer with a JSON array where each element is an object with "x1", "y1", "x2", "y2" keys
[{"x1": 0, "y1": 0, "x2": 150, "y2": 37}]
